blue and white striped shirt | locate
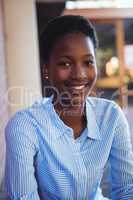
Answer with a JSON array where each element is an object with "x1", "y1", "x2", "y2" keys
[{"x1": 5, "y1": 97, "x2": 133, "y2": 200}]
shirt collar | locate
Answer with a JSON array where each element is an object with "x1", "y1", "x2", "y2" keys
[
  {"x1": 85, "y1": 98, "x2": 101, "y2": 140},
  {"x1": 47, "y1": 96, "x2": 73, "y2": 140}
]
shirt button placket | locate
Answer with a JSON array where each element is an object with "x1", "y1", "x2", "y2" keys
[{"x1": 72, "y1": 141, "x2": 88, "y2": 200}]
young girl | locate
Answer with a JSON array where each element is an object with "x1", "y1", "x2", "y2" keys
[{"x1": 5, "y1": 15, "x2": 133, "y2": 200}]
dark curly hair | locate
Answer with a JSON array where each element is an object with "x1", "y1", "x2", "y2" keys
[{"x1": 40, "y1": 15, "x2": 98, "y2": 63}]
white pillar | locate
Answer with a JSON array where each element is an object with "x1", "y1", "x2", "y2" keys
[
  {"x1": 4, "y1": 0, "x2": 42, "y2": 115},
  {"x1": 0, "y1": 0, "x2": 9, "y2": 193}
]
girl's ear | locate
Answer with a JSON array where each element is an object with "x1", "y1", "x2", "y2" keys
[{"x1": 43, "y1": 64, "x2": 49, "y2": 80}]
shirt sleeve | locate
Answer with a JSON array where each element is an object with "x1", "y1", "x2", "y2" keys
[
  {"x1": 109, "y1": 105, "x2": 133, "y2": 200},
  {"x1": 5, "y1": 111, "x2": 40, "y2": 200}
]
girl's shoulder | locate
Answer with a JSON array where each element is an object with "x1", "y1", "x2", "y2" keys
[{"x1": 5, "y1": 97, "x2": 52, "y2": 143}]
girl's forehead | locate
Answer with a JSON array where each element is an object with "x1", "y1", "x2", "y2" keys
[
  {"x1": 52, "y1": 33, "x2": 93, "y2": 49},
  {"x1": 56, "y1": 32, "x2": 89, "y2": 43},
  {"x1": 50, "y1": 33, "x2": 95, "y2": 57}
]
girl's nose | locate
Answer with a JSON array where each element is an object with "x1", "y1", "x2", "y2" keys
[{"x1": 70, "y1": 63, "x2": 85, "y2": 80}]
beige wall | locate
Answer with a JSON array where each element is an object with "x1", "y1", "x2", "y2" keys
[
  {"x1": 0, "y1": 0, "x2": 42, "y2": 195},
  {"x1": 0, "y1": 0, "x2": 9, "y2": 191},
  {"x1": 4, "y1": 0, "x2": 42, "y2": 115}
]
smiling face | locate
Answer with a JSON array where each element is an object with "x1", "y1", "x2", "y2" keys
[{"x1": 46, "y1": 32, "x2": 97, "y2": 110}]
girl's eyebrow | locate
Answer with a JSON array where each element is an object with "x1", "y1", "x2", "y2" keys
[
  {"x1": 84, "y1": 54, "x2": 94, "y2": 58},
  {"x1": 59, "y1": 55, "x2": 71, "y2": 59},
  {"x1": 59, "y1": 54, "x2": 94, "y2": 59}
]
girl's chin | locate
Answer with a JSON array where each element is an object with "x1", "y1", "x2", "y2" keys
[
  {"x1": 61, "y1": 98, "x2": 85, "y2": 107},
  {"x1": 60, "y1": 98, "x2": 86, "y2": 115},
  {"x1": 54, "y1": 98, "x2": 86, "y2": 117}
]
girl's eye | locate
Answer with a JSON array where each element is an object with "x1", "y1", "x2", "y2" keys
[
  {"x1": 84, "y1": 60, "x2": 94, "y2": 67},
  {"x1": 58, "y1": 61, "x2": 71, "y2": 69}
]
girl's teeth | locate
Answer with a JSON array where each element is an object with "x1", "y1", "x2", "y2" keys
[{"x1": 72, "y1": 85, "x2": 84, "y2": 90}]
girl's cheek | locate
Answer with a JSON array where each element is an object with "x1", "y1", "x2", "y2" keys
[
  {"x1": 57, "y1": 69, "x2": 71, "y2": 80},
  {"x1": 87, "y1": 68, "x2": 97, "y2": 81}
]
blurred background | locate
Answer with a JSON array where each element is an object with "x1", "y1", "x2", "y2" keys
[{"x1": 0, "y1": 0, "x2": 133, "y2": 199}]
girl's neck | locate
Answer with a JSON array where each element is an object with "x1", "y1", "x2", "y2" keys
[{"x1": 54, "y1": 103, "x2": 87, "y2": 139}]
